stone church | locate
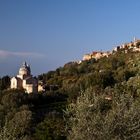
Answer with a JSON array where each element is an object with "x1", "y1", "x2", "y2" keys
[{"x1": 11, "y1": 62, "x2": 38, "y2": 93}]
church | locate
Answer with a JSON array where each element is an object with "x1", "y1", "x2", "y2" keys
[{"x1": 10, "y1": 62, "x2": 38, "y2": 93}]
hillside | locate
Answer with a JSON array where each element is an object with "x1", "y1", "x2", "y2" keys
[
  {"x1": 1, "y1": 45, "x2": 140, "y2": 139},
  {"x1": 39, "y1": 48, "x2": 140, "y2": 100}
]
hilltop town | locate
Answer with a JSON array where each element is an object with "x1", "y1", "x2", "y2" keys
[
  {"x1": 82, "y1": 37, "x2": 140, "y2": 61},
  {"x1": 1, "y1": 37, "x2": 140, "y2": 140}
]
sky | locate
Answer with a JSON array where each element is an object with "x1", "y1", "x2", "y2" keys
[{"x1": 1, "y1": 0, "x2": 140, "y2": 76}]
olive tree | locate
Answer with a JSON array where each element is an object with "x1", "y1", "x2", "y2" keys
[{"x1": 66, "y1": 88, "x2": 140, "y2": 140}]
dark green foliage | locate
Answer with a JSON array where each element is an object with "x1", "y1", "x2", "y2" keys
[
  {"x1": 0, "y1": 90, "x2": 67, "y2": 140},
  {"x1": 0, "y1": 76, "x2": 10, "y2": 91},
  {"x1": 34, "y1": 114, "x2": 66, "y2": 140}
]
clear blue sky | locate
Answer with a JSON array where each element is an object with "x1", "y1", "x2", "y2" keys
[{"x1": 1, "y1": 0, "x2": 140, "y2": 76}]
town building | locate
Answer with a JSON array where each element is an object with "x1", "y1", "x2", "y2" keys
[
  {"x1": 83, "y1": 37, "x2": 140, "y2": 62},
  {"x1": 83, "y1": 51, "x2": 110, "y2": 61}
]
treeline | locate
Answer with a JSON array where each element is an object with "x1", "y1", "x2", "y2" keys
[{"x1": 1, "y1": 50, "x2": 140, "y2": 139}]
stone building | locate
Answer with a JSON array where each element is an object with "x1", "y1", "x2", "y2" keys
[
  {"x1": 83, "y1": 54, "x2": 92, "y2": 61},
  {"x1": 83, "y1": 51, "x2": 110, "y2": 61},
  {"x1": 11, "y1": 62, "x2": 38, "y2": 93}
]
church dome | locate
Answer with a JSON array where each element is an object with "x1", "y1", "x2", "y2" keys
[
  {"x1": 19, "y1": 67, "x2": 28, "y2": 75},
  {"x1": 19, "y1": 62, "x2": 31, "y2": 76}
]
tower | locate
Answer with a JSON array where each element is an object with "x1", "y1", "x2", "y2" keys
[{"x1": 134, "y1": 37, "x2": 136, "y2": 42}]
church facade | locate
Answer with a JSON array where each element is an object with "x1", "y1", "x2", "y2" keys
[{"x1": 11, "y1": 62, "x2": 38, "y2": 93}]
